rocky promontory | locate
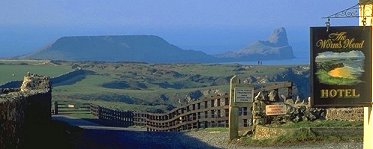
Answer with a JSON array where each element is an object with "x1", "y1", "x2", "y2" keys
[{"x1": 218, "y1": 27, "x2": 295, "y2": 61}]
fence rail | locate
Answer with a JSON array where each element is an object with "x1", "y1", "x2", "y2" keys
[
  {"x1": 143, "y1": 81, "x2": 293, "y2": 132},
  {"x1": 53, "y1": 81, "x2": 294, "y2": 132},
  {"x1": 52, "y1": 101, "x2": 91, "y2": 115},
  {"x1": 90, "y1": 105, "x2": 135, "y2": 127},
  {"x1": 144, "y1": 93, "x2": 251, "y2": 132}
]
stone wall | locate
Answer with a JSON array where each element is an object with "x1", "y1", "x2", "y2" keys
[
  {"x1": 254, "y1": 125, "x2": 363, "y2": 140},
  {"x1": 50, "y1": 68, "x2": 87, "y2": 85},
  {"x1": 253, "y1": 91, "x2": 363, "y2": 124},
  {"x1": 253, "y1": 125, "x2": 289, "y2": 140},
  {"x1": 252, "y1": 91, "x2": 326, "y2": 125},
  {"x1": 325, "y1": 107, "x2": 364, "y2": 121},
  {"x1": 0, "y1": 73, "x2": 51, "y2": 149}
]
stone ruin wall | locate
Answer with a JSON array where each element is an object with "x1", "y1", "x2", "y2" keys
[
  {"x1": 253, "y1": 90, "x2": 364, "y2": 125},
  {"x1": 0, "y1": 73, "x2": 51, "y2": 149}
]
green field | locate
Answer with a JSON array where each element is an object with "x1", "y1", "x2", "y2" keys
[
  {"x1": 0, "y1": 60, "x2": 72, "y2": 83},
  {"x1": 1, "y1": 60, "x2": 309, "y2": 112}
]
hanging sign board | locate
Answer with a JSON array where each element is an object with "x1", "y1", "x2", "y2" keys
[
  {"x1": 310, "y1": 26, "x2": 372, "y2": 107},
  {"x1": 234, "y1": 87, "x2": 254, "y2": 102}
]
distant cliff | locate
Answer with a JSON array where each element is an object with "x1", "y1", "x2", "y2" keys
[
  {"x1": 218, "y1": 27, "x2": 295, "y2": 61},
  {"x1": 22, "y1": 28, "x2": 295, "y2": 63},
  {"x1": 23, "y1": 35, "x2": 217, "y2": 63}
]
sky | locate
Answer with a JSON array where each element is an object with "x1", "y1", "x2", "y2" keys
[{"x1": 0, "y1": 0, "x2": 358, "y2": 58}]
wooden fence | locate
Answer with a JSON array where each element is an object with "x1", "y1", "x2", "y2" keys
[
  {"x1": 54, "y1": 82, "x2": 294, "y2": 132},
  {"x1": 144, "y1": 82, "x2": 293, "y2": 132},
  {"x1": 90, "y1": 105, "x2": 137, "y2": 127},
  {"x1": 52, "y1": 101, "x2": 91, "y2": 115}
]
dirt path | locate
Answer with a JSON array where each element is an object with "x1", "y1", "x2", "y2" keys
[
  {"x1": 52, "y1": 115, "x2": 363, "y2": 149},
  {"x1": 52, "y1": 115, "x2": 219, "y2": 149}
]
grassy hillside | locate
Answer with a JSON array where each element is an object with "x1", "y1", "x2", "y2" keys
[
  {"x1": 0, "y1": 60, "x2": 72, "y2": 83},
  {"x1": 1, "y1": 60, "x2": 309, "y2": 112},
  {"x1": 52, "y1": 62, "x2": 309, "y2": 112}
]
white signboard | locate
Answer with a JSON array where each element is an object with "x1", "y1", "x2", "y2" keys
[
  {"x1": 265, "y1": 105, "x2": 286, "y2": 116},
  {"x1": 234, "y1": 87, "x2": 254, "y2": 102}
]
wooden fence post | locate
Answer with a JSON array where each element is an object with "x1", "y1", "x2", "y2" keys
[
  {"x1": 229, "y1": 75, "x2": 239, "y2": 140},
  {"x1": 54, "y1": 101, "x2": 58, "y2": 115}
]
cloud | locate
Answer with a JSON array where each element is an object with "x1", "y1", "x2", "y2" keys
[{"x1": 316, "y1": 50, "x2": 365, "y2": 59}]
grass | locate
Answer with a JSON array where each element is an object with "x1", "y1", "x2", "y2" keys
[
  {"x1": 278, "y1": 120, "x2": 363, "y2": 128},
  {"x1": 177, "y1": 64, "x2": 294, "y2": 77},
  {"x1": 3, "y1": 60, "x2": 309, "y2": 112},
  {"x1": 242, "y1": 127, "x2": 319, "y2": 146},
  {"x1": 241, "y1": 120, "x2": 363, "y2": 146},
  {"x1": 191, "y1": 120, "x2": 362, "y2": 146},
  {"x1": 241, "y1": 128, "x2": 320, "y2": 146},
  {"x1": 242, "y1": 128, "x2": 361, "y2": 146},
  {"x1": 65, "y1": 113, "x2": 97, "y2": 119},
  {"x1": 51, "y1": 63, "x2": 293, "y2": 101},
  {"x1": 201, "y1": 127, "x2": 249, "y2": 133},
  {"x1": 52, "y1": 72, "x2": 229, "y2": 110},
  {"x1": 0, "y1": 62, "x2": 72, "y2": 83},
  {"x1": 203, "y1": 127, "x2": 229, "y2": 132},
  {"x1": 177, "y1": 64, "x2": 238, "y2": 77},
  {"x1": 52, "y1": 98, "x2": 164, "y2": 112}
]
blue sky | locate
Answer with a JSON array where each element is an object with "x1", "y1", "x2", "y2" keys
[{"x1": 0, "y1": 0, "x2": 358, "y2": 57}]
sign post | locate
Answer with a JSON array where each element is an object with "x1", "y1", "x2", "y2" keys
[
  {"x1": 229, "y1": 76, "x2": 239, "y2": 140},
  {"x1": 229, "y1": 75, "x2": 254, "y2": 140},
  {"x1": 359, "y1": 1, "x2": 373, "y2": 149}
]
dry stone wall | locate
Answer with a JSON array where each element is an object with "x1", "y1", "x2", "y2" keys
[
  {"x1": 50, "y1": 68, "x2": 87, "y2": 85},
  {"x1": 253, "y1": 125, "x2": 289, "y2": 140},
  {"x1": 325, "y1": 107, "x2": 364, "y2": 121},
  {"x1": 0, "y1": 73, "x2": 51, "y2": 149},
  {"x1": 252, "y1": 92, "x2": 326, "y2": 125},
  {"x1": 254, "y1": 126, "x2": 362, "y2": 140}
]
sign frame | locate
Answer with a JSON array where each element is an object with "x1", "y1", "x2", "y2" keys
[{"x1": 310, "y1": 26, "x2": 372, "y2": 107}]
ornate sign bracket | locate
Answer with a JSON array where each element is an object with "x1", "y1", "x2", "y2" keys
[
  {"x1": 323, "y1": 1, "x2": 373, "y2": 28},
  {"x1": 323, "y1": 4, "x2": 361, "y2": 19}
]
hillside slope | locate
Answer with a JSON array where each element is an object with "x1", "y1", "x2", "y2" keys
[{"x1": 24, "y1": 35, "x2": 217, "y2": 63}]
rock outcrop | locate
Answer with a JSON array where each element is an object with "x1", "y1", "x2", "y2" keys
[
  {"x1": 0, "y1": 73, "x2": 51, "y2": 149},
  {"x1": 20, "y1": 72, "x2": 51, "y2": 92},
  {"x1": 218, "y1": 27, "x2": 295, "y2": 61}
]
